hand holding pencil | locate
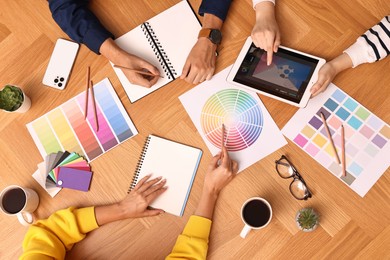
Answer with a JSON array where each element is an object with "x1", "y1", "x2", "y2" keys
[{"x1": 113, "y1": 55, "x2": 162, "y2": 88}]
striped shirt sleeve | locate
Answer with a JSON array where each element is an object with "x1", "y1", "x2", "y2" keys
[{"x1": 344, "y1": 16, "x2": 390, "y2": 68}]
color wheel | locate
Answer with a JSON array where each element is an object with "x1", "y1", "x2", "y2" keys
[{"x1": 201, "y1": 89, "x2": 263, "y2": 151}]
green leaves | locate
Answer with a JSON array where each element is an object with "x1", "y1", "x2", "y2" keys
[
  {"x1": 0, "y1": 85, "x2": 24, "y2": 111},
  {"x1": 297, "y1": 208, "x2": 319, "y2": 230}
]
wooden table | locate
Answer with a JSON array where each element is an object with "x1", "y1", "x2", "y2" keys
[{"x1": 1, "y1": 0, "x2": 389, "y2": 259}]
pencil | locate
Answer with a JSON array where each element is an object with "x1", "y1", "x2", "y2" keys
[
  {"x1": 220, "y1": 124, "x2": 225, "y2": 161},
  {"x1": 113, "y1": 65, "x2": 164, "y2": 78},
  {"x1": 341, "y1": 124, "x2": 346, "y2": 177},
  {"x1": 84, "y1": 66, "x2": 90, "y2": 119},
  {"x1": 221, "y1": 123, "x2": 225, "y2": 148},
  {"x1": 320, "y1": 112, "x2": 341, "y2": 164},
  {"x1": 90, "y1": 80, "x2": 99, "y2": 132}
]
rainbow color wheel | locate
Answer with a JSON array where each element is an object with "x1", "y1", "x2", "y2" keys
[{"x1": 201, "y1": 89, "x2": 263, "y2": 152}]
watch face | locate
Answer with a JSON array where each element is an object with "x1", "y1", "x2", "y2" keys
[{"x1": 210, "y1": 29, "x2": 222, "y2": 44}]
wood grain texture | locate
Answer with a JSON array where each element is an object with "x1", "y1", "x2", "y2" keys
[{"x1": 0, "y1": 0, "x2": 389, "y2": 259}]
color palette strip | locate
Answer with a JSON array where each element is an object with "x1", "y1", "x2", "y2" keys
[
  {"x1": 201, "y1": 89, "x2": 263, "y2": 152},
  {"x1": 282, "y1": 83, "x2": 390, "y2": 197},
  {"x1": 27, "y1": 78, "x2": 138, "y2": 162}
]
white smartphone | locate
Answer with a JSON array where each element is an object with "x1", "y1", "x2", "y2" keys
[
  {"x1": 42, "y1": 38, "x2": 79, "y2": 90},
  {"x1": 227, "y1": 37, "x2": 326, "y2": 107}
]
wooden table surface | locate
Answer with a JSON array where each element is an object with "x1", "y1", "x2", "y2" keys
[{"x1": 1, "y1": 0, "x2": 389, "y2": 259}]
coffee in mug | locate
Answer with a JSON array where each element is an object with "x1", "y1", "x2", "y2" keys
[
  {"x1": 0, "y1": 185, "x2": 39, "y2": 226},
  {"x1": 240, "y1": 197, "x2": 272, "y2": 238}
]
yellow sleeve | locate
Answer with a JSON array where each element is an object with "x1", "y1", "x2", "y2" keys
[
  {"x1": 166, "y1": 215, "x2": 212, "y2": 260},
  {"x1": 20, "y1": 206, "x2": 99, "y2": 260}
]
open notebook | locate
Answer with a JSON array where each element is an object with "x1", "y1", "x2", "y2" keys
[
  {"x1": 129, "y1": 135, "x2": 202, "y2": 216},
  {"x1": 112, "y1": 1, "x2": 201, "y2": 103}
]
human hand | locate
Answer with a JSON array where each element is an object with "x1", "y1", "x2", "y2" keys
[
  {"x1": 100, "y1": 38, "x2": 160, "y2": 88},
  {"x1": 310, "y1": 53, "x2": 353, "y2": 98},
  {"x1": 180, "y1": 38, "x2": 217, "y2": 84},
  {"x1": 203, "y1": 146, "x2": 239, "y2": 197},
  {"x1": 310, "y1": 62, "x2": 337, "y2": 98},
  {"x1": 115, "y1": 53, "x2": 161, "y2": 88},
  {"x1": 118, "y1": 175, "x2": 167, "y2": 218},
  {"x1": 251, "y1": 2, "x2": 280, "y2": 65}
]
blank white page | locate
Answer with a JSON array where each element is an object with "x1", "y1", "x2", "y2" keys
[
  {"x1": 147, "y1": 0, "x2": 201, "y2": 76},
  {"x1": 134, "y1": 135, "x2": 202, "y2": 216}
]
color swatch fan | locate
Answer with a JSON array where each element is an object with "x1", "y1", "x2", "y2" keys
[{"x1": 32, "y1": 151, "x2": 93, "y2": 197}]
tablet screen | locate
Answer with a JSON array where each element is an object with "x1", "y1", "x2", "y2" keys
[{"x1": 232, "y1": 44, "x2": 319, "y2": 104}]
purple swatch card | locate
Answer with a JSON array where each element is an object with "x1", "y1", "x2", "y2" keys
[{"x1": 56, "y1": 167, "x2": 92, "y2": 192}]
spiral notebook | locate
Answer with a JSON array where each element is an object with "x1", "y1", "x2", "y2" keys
[
  {"x1": 129, "y1": 135, "x2": 202, "y2": 216},
  {"x1": 111, "y1": 1, "x2": 201, "y2": 103}
]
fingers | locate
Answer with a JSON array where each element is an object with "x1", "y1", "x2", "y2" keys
[
  {"x1": 311, "y1": 79, "x2": 331, "y2": 98},
  {"x1": 310, "y1": 69, "x2": 330, "y2": 98},
  {"x1": 143, "y1": 179, "x2": 166, "y2": 197},
  {"x1": 133, "y1": 73, "x2": 159, "y2": 88},
  {"x1": 274, "y1": 32, "x2": 281, "y2": 53},
  {"x1": 266, "y1": 49, "x2": 273, "y2": 66},
  {"x1": 180, "y1": 60, "x2": 191, "y2": 79},
  {"x1": 183, "y1": 66, "x2": 214, "y2": 84},
  {"x1": 143, "y1": 63, "x2": 160, "y2": 76},
  {"x1": 133, "y1": 174, "x2": 152, "y2": 191},
  {"x1": 143, "y1": 208, "x2": 165, "y2": 217},
  {"x1": 145, "y1": 185, "x2": 167, "y2": 204},
  {"x1": 231, "y1": 160, "x2": 239, "y2": 174},
  {"x1": 221, "y1": 146, "x2": 232, "y2": 169},
  {"x1": 137, "y1": 176, "x2": 162, "y2": 193}
]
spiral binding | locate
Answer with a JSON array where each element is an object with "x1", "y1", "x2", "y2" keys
[
  {"x1": 141, "y1": 22, "x2": 177, "y2": 80},
  {"x1": 128, "y1": 136, "x2": 152, "y2": 193}
]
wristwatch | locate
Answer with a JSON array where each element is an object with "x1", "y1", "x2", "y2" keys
[{"x1": 198, "y1": 28, "x2": 222, "y2": 45}]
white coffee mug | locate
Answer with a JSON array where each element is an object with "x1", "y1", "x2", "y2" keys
[
  {"x1": 0, "y1": 185, "x2": 39, "y2": 226},
  {"x1": 240, "y1": 197, "x2": 272, "y2": 238}
]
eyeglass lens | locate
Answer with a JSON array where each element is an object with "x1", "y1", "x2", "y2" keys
[
  {"x1": 276, "y1": 158, "x2": 294, "y2": 178},
  {"x1": 290, "y1": 179, "x2": 308, "y2": 200}
]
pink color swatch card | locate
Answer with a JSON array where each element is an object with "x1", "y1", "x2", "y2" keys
[{"x1": 282, "y1": 83, "x2": 390, "y2": 197}]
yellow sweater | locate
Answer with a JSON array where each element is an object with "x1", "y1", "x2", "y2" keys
[{"x1": 20, "y1": 207, "x2": 211, "y2": 260}]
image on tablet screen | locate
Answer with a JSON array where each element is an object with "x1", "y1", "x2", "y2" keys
[
  {"x1": 233, "y1": 45, "x2": 319, "y2": 104},
  {"x1": 253, "y1": 53, "x2": 312, "y2": 91}
]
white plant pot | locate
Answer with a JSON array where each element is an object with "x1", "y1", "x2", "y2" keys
[{"x1": 14, "y1": 92, "x2": 31, "y2": 113}]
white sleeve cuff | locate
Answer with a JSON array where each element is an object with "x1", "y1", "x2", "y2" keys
[
  {"x1": 343, "y1": 37, "x2": 377, "y2": 68},
  {"x1": 253, "y1": 0, "x2": 276, "y2": 10}
]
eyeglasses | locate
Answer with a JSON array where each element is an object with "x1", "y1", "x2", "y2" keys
[{"x1": 275, "y1": 155, "x2": 312, "y2": 200}]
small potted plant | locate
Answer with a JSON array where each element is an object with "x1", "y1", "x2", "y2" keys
[
  {"x1": 296, "y1": 207, "x2": 319, "y2": 232},
  {"x1": 0, "y1": 85, "x2": 31, "y2": 113}
]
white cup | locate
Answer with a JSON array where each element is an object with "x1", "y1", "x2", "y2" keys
[
  {"x1": 0, "y1": 185, "x2": 39, "y2": 226},
  {"x1": 240, "y1": 197, "x2": 272, "y2": 238}
]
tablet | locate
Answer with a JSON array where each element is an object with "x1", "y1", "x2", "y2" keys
[{"x1": 227, "y1": 37, "x2": 326, "y2": 107}]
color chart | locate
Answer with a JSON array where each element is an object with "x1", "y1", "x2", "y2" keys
[
  {"x1": 282, "y1": 83, "x2": 390, "y2": 197},
  {"x1": 180, "y1": 66, "x2": 287, "y2": 172},
  {"x1": 201, "y1": 89, "x2": 263, "y2": 151},
  {"x1": 27, "y1": 78, "x2": 138, "y2": 162}
]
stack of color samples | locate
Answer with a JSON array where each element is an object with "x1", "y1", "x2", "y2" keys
[{"x1": 32, "y1": 151, "x2": 92, "y2": 197}]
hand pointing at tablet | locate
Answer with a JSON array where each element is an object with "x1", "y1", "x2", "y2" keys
[{"x1": 251, "y1": 1, "x2": 280, "y2": 66}]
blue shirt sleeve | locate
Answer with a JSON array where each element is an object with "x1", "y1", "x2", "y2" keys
[
  {"x1": 48, "y1": 0, "x2": 113, "y2": 54},
  {"x1": 198, "y1": 0, "x2": 232, "y2": 22}
]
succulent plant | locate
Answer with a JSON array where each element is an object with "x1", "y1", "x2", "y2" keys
[
  {"x1": 296, "y1": 208, "x2": 319, "y2": 231},
  {"x1": 0, "y1": 85, "x2": 24, "y2": 111}
]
